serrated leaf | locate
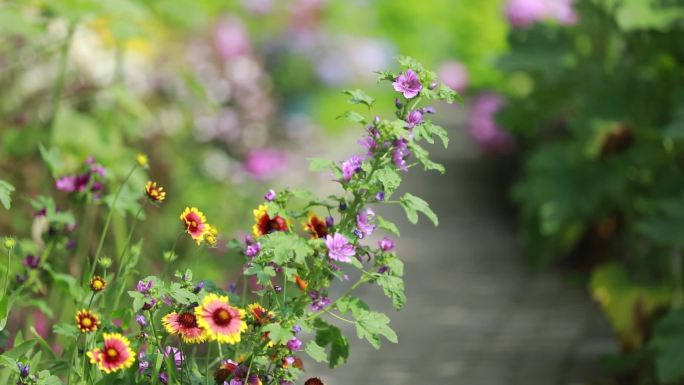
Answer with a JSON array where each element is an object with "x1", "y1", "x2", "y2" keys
[
  {"x1": 437, "y1": 84, "x2": 463, "y2": 104},
  {"x1": 168, "y1": 283, "x2": 197, "y2": 305},
  {"x1": 375, "y1": 274, "x2": 406, "y2": 310},
  {"x1": 374, "y1": 168, "x2": 401, "y2": 195},
  {"x1": 0, "y1": 180, "x2": 15, "y2": 210},
  {"x1": 262, "y1": 323, "x2": 294, "y2": 345},
  {"x1": 376, "y1": 216, "x2": 400, "y2": 236},
  {"x1": 243, "y1": 264, "x2": 276, "y2": 285},
  {"x1": 400, "y1": 193, "x2": 438, "y2": 226},
  {"x1": 313, "y1": 319, "x2": 349, "y2": 368},
  {"x1": 410, "y1": 143, "x2": 445, "y2": 174},
  {"x1": 304, "y1": 341, "x2": 328, "y2": 363},
  {"x1": 336, "y1": 111, "x2": 367, "y2": 125},
  {"x1": 343, "y1": 89, "x2": 375, "y2": 107},
  {"x1": 261, "y1": 232, "x2": 313, "y2": 265},
  {"x1": 354, "y1": 310, "x2": 398, "y2": 349},
  {"x1": 376, "y1": 70, "x2": 395, "y2": 82}
]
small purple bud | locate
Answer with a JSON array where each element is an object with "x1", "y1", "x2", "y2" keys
[
  {"x1": 245, "y1": 242, "x2": 261, "y2": 257},
  {"x1": 352, "y1": 229, "x2": 364, "y2": 239},
  {"x1": 137, "y1": 280, "x2": 153, "y2": 294},
  {"x1": 22, "y1": 255, "x2": 40, "y2": 269},
  {"x1": 193, "y1": 281, "x2": 205, "y2": 294},
  {"x1": 228, "y1": 282, "x2": 238, "y2": 293},
  {"x1": 292, "y1": 325, "x2": 302, "y2": 334},
  {"x1": 376, "y1": 191, "x2": 385, "y2": 201},
  {"x1": 373, "y1": 115, "x2": 381, "y2": 125},
  {"x1": 142, "y1": 297, "x2": 157, "y2": 310},
  {"x1": 339, "y1": 202, "x2": 347, "y2": 211},
  {"x1": 135, "y1": 314, "x2": 147, "y2": 327},
  {"x1": 378, "y1": 265, "x2": 390, "y2": 274},
  {"x1": 159, "y1": 372, "x2": 169, "y2": 385},
  {"x1": 274, "y1": 285, "x2": 282, "y2": 294},
  {"x1": 430, "y1": 82, "x2": 438, "y2": 90},
  {"x1": 244, "y1": 235, "x2": 255, "y2": 245},
  {"x1": 162, "y1": 295, "x2": 173, "y2": 306},
  {"x1": 17, "y1": 363, "x2": 29, "y2": 378},
  {"x1": 287, "y1": 337, "x2": 303, "y2": 351},
  {"x1": 395, "y1": 97, "x2": 403, "y2": 109},
  {"x1": 378, "y1": 237, "x2": 395, "y2": 252},
  {"x1": 139, "y1": 360, "x2": 150, "y2": 373},
  {"x1": 325, "y1": 216, "x2": 334, "y2": 227},
  {"x1": 283, "y1": 356, "x2": 295, "y2": 366},
  {"x1": 422, "y1": 106, "x2": 436, "y2": 114},
  {"x1": 264, "y1": 189, "x2": 276, "y2": 201},
  {"x1": 65, "y1": 239, "x2": 76, "y2": 250}
]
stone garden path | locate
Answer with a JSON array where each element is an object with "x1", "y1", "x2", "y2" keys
[{"x1": 295, "y1": 121, "x2": 618, "y2": 385}]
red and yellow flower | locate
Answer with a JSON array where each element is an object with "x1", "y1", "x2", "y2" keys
[
  {"x1": 180, "y1": 207, "x2": 209, "y2": 244},
  {"x1": 89, "y1": 276, "x2": 107, "y2": 292},
  {"x1": 75, "y1": 310, "x2": 101, "y2": 333},
  {"x1": 194, "y1": 293, "x2": 247, "y2": 344},
  {"x1": 252, "y1": 204, "x2": 289, "y2": 238},
  {"x1": 247, "y1": 303, "x2": 275, "y2": 326},
  {"x1": 162, "y1": 311, "x2": 207, "y2": 343},
  {"x1": 87, "y1": 333, "x2": 135, "y2": 373},
  {"x1": 304, "y1": 214, "x2": 329, "y2": 239},
  {"x1": 145, "y1": 181, "x2": 166, "y2": 203}
]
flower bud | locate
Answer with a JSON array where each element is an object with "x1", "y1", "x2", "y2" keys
[
  {"x1": 395, "y1": 98, "x2": 403, "y2": 109},
  {"x1": 99, "y1": 256, "x2": 112, "y2": 269},
  {"x1": 4, "y1": 237, "x2": 16, "y2": 250}
]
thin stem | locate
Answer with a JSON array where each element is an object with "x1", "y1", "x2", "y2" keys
[
  {"x1": 65, "y1": 334, "x2": 82, "y2": 385},
  {"x1": 323, "y1": 309, "x2": 355, "y2": 324},
  {"x1": 205, "y1": 342, "x2": 212, "y2": 385},
  {"x1": 88, "y1": 164, "x2": 138, "y2": 282},
  {"x1": 3, "y1": 247, "x2": 12, "y2": 296},
  {"x1": 112, "y1": 202, "x2": 146, "y2": 310},
  {"x1": 47, "y1": 21, "x2": 77, "y2": 140},
  {"x1": 148, "y1": 310, "x2": 175, "y2": 385}
]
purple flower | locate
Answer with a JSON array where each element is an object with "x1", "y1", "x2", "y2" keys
[
  {"x1": 287, "y1": 337, "x2": 303, "y2": 351},
  {"x1": 341, "y1": 155, "x2": 363, "y2": 181},
  {"x1": 22, "y1": 255, "x2": 40, "y2": 269},
  {"x1": 438, "y1": 61, "x2": 469, "y2": 92},
  {"x1": 358, "y1": 136, "x2": 378, "y2": 153},
  {"x1": 546, "y1": 0, "x2": 578, "y2": 25},
  {"x1": 193, "y1": 281, "x2": 205, "y2": 293},
  {"x1": 164, "y1": 346, "x2": 184, "y2": 368},
  {"x1": 135, "y1": 314, "x2": 147, "y2": 327},
  {"x1": 376, "y1": 191, "x2": 385, "y2": 201},
  {"x1": 245, "y1": 242, "x2": 261, "y2": 257},
  {"x1": 138, "y1": 359, "x2": 150, "y2": 373},
  {"x1": 325, "y1": 233, "x2": 355, "y2": 263},
  {"x1": 244, "y1": 149, "x2": 288, "y2": 181},
  {"x1": 356, "y1": 208, "x2": 376, "y2": 237},
  {"x1": 392, "y1": 139, "x2": 411, "y2": 171},
  {"x1": 283, "y1": 356, "x2": 295, "y2": 366},
  {"x1": 159, "y1": 372, "x2": 169, "y2": 385},
  {"x1": 17, "y1": 363, "x2": 29, "y2": 378},
  {"x1": 228, "y1": 282, "x2": 238, "y2": 293},
  {"x1": 90, "y1": 164, "x2": 106, "y2": 178},
  {"x1": 309, "y1": 290, "x2": 332, "y2": 311},
  {"x1": 137, "y1": 280, "x2": 153, "y2": 294},
  {"x1": 378, "y1": 265, "x2": 390, "y2": 274},
  {"x1": 325, "y1": 216, "x2": 334, "y2": 227},
  {"x1": 421, "y1": 106, "x2": 436, "y2": 114},
  {"x1": 292, "y1": 325, "x2": 302, "y2": 334},
  {"x1": 264, "y1": 189, "x2": 276, "y2": 201},
  {"x1": 395, "y1": 97, "x2": 403, "y2": 109},
  {"x1": 378, "y1": 237, "x2": 395, "y2": 252},
  {"x1": 55, "y1": 176, "x2": 77, "y2": 192},
  {"x1": 162, "y1": 295, "x2": 173, "y2": 306},
  {"x1": 392, "y1": 69, "x2": 423, "y2": 99},
  {"x1": 274, "y1": 285, "x2": 282, "y2": 294},
  {"x1": 505, "y1": 0, "x2": 547, "y2": 28},
  {"x1": 406, "y1": 110, "x2": 423, "y2": 129},
  {"x1": 142, "y1": 297, "x2": 157, "y2": 310},
  {"x1": 468, "y1": 93, "x2": 515, "y2": 154}
]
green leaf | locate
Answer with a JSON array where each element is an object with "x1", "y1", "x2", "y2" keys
[
  {"x1": 44, "y1": 266, "x2": 84, "y2": 302},
  {"x1": 261, "y1": 232, "x2": 313, "y2": 265},
  {"x1": 304, "y1": 341, "x2": 328, "y2": 363},
  {"x1": 262, "y1": 323, "x2": 294, "y2": 345},
  {"x1": 336, "y1": 111, "x2": 367, "y2": 125},
  {"x1": 354, "y1": 310, "x2": 398, "y2": 349},
  {"x1": 38, "y1": 144, "x2": 63, "y2": 176},
  {"x1": 651, "y1": 308, "x2": 684, "y2": 383},
  {"x1": 36, "y1": 369, "x2": 64, "y2": 385},
  {"x1": 3, "y1": 340, "x2": 37, "y2": 360},
  {"x1": 374, "y1": 168, "x2": 401, "y2": 195},
  {"x1": 168, "y1": 283, "x2": 197, "y2": 305},
  {"x1": 376, "y1": 70, "x2": 395, "y2": 82},
  {"x1": 376, "y1": 216, "x2": 400, "y2": 236},
  {"x1": 400, "y1": 193, "x2": 439, "y2": 226},
  {"x1": 307, "y1": 158, "x2": 335, "y2": 172},
  {"x1": 313, "y1": 319, "x2": 349, "y2": 368},
  {"x1": 0, "y1": 295, "x2": 11, "y2": 332},
  {"x1": 336, "y1": 296, "x2": 369, "y2": 316},
  {"x1": 375, "y1": 274, "x2": 406, "y2": 310},
  {"x1": 0, "y1": 180, "x2": 15, "y2": 210},
  {"x1": 437, "y1": 84, "x2": 463, "y2": 104},
  {"x1": 410, "y1": 143, "x2": 445, "y2": 174},
  {"x1": 53, "y1": 323, "x2": 80, "y2": 338},
  {"x1": 343, "y1": 89, "x2": 375, "y2": 107},
  {"x1": 243, "y1": 264, "x2": 276, "y2": 286},
  {"x1": 385, "y1": 256, "x2": 405, "y2": 277},
  {"x1": 419, "y1": 121, "x2": 450, "y2": 148},
  {"x1": 128, "y1": 291, "x2": 147, "y2": 312}
]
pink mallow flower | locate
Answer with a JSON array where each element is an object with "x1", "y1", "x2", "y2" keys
[
  {"x1": 244, "y1": 149, "x2": 288, "y2": 181},
  {"x1": 468, "y1": 93, "x2": 515, "y2": 155},
  {"x1": 505, "y1": 0, "x2": 548, "y2": 28},
  {"x1": 392, "y1": 69, "x2": 422, "y2": 99},
  {"x1": 341, "y1": 155, "x2": 363, "y2": 181},
  {"x1": 325, "y1": 233, "x2": 355, "y2": 263},
  {"x1": 437, "y1": 61, "x2": 469, "y2": 93}
]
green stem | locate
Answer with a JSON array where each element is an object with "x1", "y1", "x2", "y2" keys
[
  {"x1": 112, "y1": 203, "x2": 146, "y2": 310},
  {"x1": 3, "y1": 247, "x2": 12, "y2": 296},
  {"x1": 47, "y1": 20, "x2": 77, "y2": 140},
  {"x1": 88, "y1": 164, "x2": 138, "y2": 282},
  {"x1": 65, "y1": 334, "x2": 82, "y2": 385},
  {"x1": 323, "y1": 309, "x2": 356, "y2": 324},
  {"x1": 205, "y1": 343, "x2": 212, "y2": 385},
  {"x1": 148, "y1": 310, "x2": 175, "y2": 385}
]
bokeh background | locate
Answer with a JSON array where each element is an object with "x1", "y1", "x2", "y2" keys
[{"x1": 2, "y1": 0, "x2": 684, "y2": 384}]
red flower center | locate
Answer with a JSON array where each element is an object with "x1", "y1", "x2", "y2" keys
[
  {"x1": 213, "y1": 309, "x2": 232, "y2": 326},
  {"x1": 105, "y1": 348, "x2": 119, "y2": 362},
  {"x1": 179, "y1": 312, "x2": 198, "y2": 328}
]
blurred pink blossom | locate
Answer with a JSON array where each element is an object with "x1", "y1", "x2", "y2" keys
[
  {"x1": 244, "y1": 149, "x2": 289, "y2": 180},
  {"x1": 505, "y1": 0, "x2": 578, "y2": 28},
  {"x1": 214, "y1": 16, "x2": 252, "y2": 61},
  {"x1": 438, "y1": 61, "x2": 469, "y2": 93},
  {"x1": 468, "y1": 93, "x2": 516, "y2": 155}
]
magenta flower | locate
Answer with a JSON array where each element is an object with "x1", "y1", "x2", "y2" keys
[
  {"x1": 378, "y1": 237, "x2": 395, "y2": 252},
  {"x1": 392, "y1": 139, "x2": 410, "y2": 171},
  {"x1": 163, "y1": 346, "x2": 184, "y2": 368},
  {"x1": 325, "y1": 233, "x2": 355, "y2": 263},
  {"x1": 356, "y1": 208, "x2": 376, "y2": 236},
  {"x1": 309, "y1": 290, "x2": 332, "y2": 311},
  {"x1": 245, "y1": 242, "x2": 261, "y2": 257},
  {"x1": 546, "y1": 0, "x2": 578, "y2": 25},
  {"x1": 341, "y1": 155, "x2": 363, "y2": 181},
  {"x1": 405, "y1": 110, "x2": 423, "y2": 129},
  {"x1": 56, "y1": 176, "x2": 77, "y2": 192},
  {"x1": 287, "y1": 337, "x2": 302, "y2": 351},
  {"x1": 264, "y1": 189, "x2": 276, "y2": 201},
  {"x1": 244, "y1": 149, "x2": 288, "y2": 181},
  {"x1": 437, "y1": 61, "x2": 469, "y2": 92},
  {"x1": 505, "y1": 0, "x2": 547, "y2": 28},
  {"x1": 136, "y1": 280, "x2": 153, "y2": 294},
  {"x1": 22, "y1": 255, "x2": 40, "y2": 269},
  {"x1": 468, "y1": 93, "x2": 516, "y2": 154},
  {"x1": 392, "y1": 69, "x2": 422, "y2": 99}
]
